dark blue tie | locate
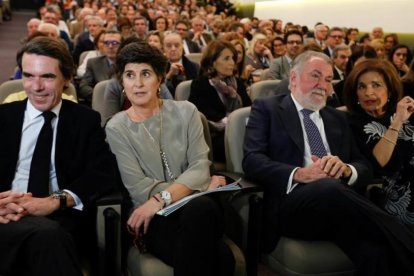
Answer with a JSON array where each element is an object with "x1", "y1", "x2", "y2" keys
[
  {"x1": 301, "y1": 109, "x2": 327, "y2": 158},
  {"x1": 27, "y1": 111, "x2": 56, "y2": 197}
]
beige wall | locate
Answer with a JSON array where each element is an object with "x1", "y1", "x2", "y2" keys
[{"x1": 251, "y1": 0, "x2": 414, "y2": 34}]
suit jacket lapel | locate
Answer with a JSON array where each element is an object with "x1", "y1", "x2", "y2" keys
[
  {"x1": 320, "y1": 108, "x2": 341, "y2": 155},
  {"x1": 279, "y1": 95, "x2": 304, "y2": 154}
]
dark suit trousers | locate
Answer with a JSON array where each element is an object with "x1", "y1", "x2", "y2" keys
[
  {"x1": 278, "y1": 178, "x2": 414, "y2": 276},
  {"x1": 142, "y1": 196, "x2": 235, "y2": 276},
  {"x1": 0, "y1": 215, "x2": 83, "y2": 276}
]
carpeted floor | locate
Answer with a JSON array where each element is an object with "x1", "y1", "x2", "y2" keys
[{"x1": 0, "y1": 10, "x2": 35, "y2": 84}]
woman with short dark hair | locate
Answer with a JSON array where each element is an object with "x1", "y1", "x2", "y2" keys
[{"x1": 105, "y1": 42, "x2": 236, "y2": 275}]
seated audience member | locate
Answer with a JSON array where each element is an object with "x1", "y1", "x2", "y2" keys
[
  {"x1": 310, "y1": 23, "x2": 329, "y2": 48},
  {"x1": 42, "y1": 8, "x2": 73, "y2": 51},
  {"x1": 189, "y1": 40, "x2": 251, "y2": 162},
  {"x1": 163, "y1": 32, "x2": 199, "y2": 97},
  {"x1": 242, "y1": 50, "x2": 414, "y2": 275},
  {"x1": 402, "y1": 60, "x2": 414, "y2": 98},
  {"x1": 244, "y1": 33, "x2": 273, "y2": 81},
  {"x1": 345, "y1": 27, "x2": 359, "y2": 48},
  {"x1": 344, "y1": 59, "x2": 414, "y2": 229},
  {"x1": 383, "y1": 33, "x2": 399, "y2": 55},
  {"x1": 105, "y1": 42, "x2": 236, "y2": 276},
  {"x1": 101, "y1": 37, "x2": 173, "y2": 125},
  {"x1": 72, "y1": 15, "x2": 105, "y2": 65},
  {"x1": 359, "y1": 33, "x2": 372, "y2": 48},
  {"x1": 76, "y1": 30, "x2": 105, "y2": 77},
  {"x1": 371, "y1": 26, "x2": 384, "y2": 40},
  {"x1": 388, "y1": 44, "x2": 412, "y2": 77},
  {"x1": 104, "y1": 8, "x2": 118, "y2": 31},
  {"x1": 230, "y1": 37, "x2": 254, "y2": 83},
  {"x1": 118, "y1": 17, "x2": 133, "y2": 39},
  {"x1": 146, "y1": 30, "x2": 164, "y2": 51},
  {"x1": 22, "y1": 18, "x2": 41, "y2": 44},
  {"x1": 332, "y1": 44, "x2": 352, "y2": 81},
  {"x1": 267, "y1": 30, "x2": 303, "y2": 80},
  {"x1": 37, "y1": 22, "x2": 60, "y2": 39},
  {"x1": 370, "y1": 39, "x2": 386, "y2": 59},
  {"x1": 189, "y1": 16, "x2": 213, "y2": 49},
  {"x1": 68, "y1": 7, "x2": 94, "y2": 39},
  {"x1": 154, "y1": 15, "x2": 168, "y2": 33},
  {"x1": 175, "y1": 20, "x2": 201, "y2": 55},
  {"x1": 331, "y1": 44, "x2": 352, "y2": 105},
  {"x1": 271, "y1": 36, "x2": 286, "y2": 59},
  {"x1": 323, "y1": 27, "x2": 344, "y2": 57},
  {"x1": 132, "y1": 16, "x2": 148, "y2": 40},
  {"x1": 0, "y1": 37, "x2": 116, "y2": 275},
  {"x1": 79, "y1": 30, "x2": 122, "y2": 105}
]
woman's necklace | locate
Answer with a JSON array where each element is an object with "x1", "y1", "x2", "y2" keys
[{"x1": 140, "y1": 105, "x2": 176, "y2": 182}]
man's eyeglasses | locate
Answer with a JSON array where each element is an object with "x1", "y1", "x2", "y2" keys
[
  {"x1": 330, "y1": 35, "x2": 343, "y2": 39},
  {"x1": 104, "y1": 40, "x2": 121, "y2": 47},
  {"x1": 176, "y1": 28, "x2": 188, "y2": 32}
]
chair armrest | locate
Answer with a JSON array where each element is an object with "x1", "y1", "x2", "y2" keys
[{"x1": 96, "y1": 190, "x2": 124, "y2": 206}]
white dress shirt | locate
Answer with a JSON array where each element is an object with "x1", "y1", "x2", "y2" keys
[
  {"x1": 286, "y1": 94, "x2": 357, "y2": 193},
  {"x1": 11, "y1": 100, "x2": 83, "y2": 210}
]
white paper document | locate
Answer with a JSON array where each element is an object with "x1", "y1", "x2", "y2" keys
[{"x1": 156, "y1": 178, "x2": 242, "y2": 216}]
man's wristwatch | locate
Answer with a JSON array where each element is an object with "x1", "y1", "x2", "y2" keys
[
  {"x1": 159, "y1": 191, "x2": 172, "y2": 207},
  {"x1": 51, "y1": 190, "x2": 67, "y2": 211}
]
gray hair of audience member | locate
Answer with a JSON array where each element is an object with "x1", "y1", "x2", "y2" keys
[
  {"x1": 16, "y1": 36, "x2": 74, "y2": 81},
  {"x1": 315, "y1": 23, "x2": 328, "y2": 32},
  {"x1": 37, "y1": 22, "x2": 60, "y2": 37},
  {"x1": 163, "y1": 31, "x2": 183, "y2": 43},
  {"x1": 115, "y1": 42, "x2": 168, "y2": 84},
  {"x1": 291, "y1": 50, "x2": 333, "y2": 76},
  {"x1": 85, "y1": 15, "x2": 105, "y2": 27},
  {"x1": 332, "y1": 44, "x2": 351, "y2": 58},
  {"x1": 240, "y1": 18, "x2": 252, "y2": 25}
]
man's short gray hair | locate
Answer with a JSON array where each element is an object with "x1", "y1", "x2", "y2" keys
[
  {"x1": 332, "y1": 44, "x2": 351, "y2": 58},
  {"x1": 291, "y1": 51, "x2": 333, "y2": 75}
]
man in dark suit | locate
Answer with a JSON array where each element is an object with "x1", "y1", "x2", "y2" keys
[
  {"x1": 243, "y1": 51, "x2": 414, "y2": 275},
  {"x1": 79, "y1": 30, "x2": 121, "y2": 105},
  {"x1": 0, "y1": 37, "x2": 116, "y2": 275},
  {"x1": 175, "y1": 20, "x2": 201, "y2": 55},
  {"x1": 323, "y1": 27, "x2": 344, "y2": 58},
  {"x1": 72, "y1": 15, "x2": 104, "y2": 64},
  {"x1": 163, "y1": 32, "x2": 199, "y2": 97}
]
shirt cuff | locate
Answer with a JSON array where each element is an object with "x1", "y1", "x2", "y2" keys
[
  {"x1": 345, "y1": 164, "x2": 358, "y2": 186},
  {"x1": 63, "y1": 189, "x2": 84, "y2": 211},
  {"x1": 286, "y1": 167, "x2": 300, "y2": 194}
]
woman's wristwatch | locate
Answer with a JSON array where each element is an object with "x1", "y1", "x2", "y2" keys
[{"x1": 159, "y1": 191, "x2": 172, "y2": 207}]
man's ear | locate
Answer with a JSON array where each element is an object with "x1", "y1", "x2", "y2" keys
[{"x1": 289, "y1": 70, "x2": 297, "y2": 89}]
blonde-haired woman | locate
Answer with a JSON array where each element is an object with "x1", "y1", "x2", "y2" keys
[{"x1": 245, "y1": 33, "x2": 273, "y2": 71}]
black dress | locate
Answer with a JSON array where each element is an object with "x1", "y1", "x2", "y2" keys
[{"x1": 348, "y1": 111, "x2": 414, "y2": 226}]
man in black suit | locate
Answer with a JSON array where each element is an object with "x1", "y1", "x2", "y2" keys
[
  {"x1": 323, "y1": 27, "x2": 344, "y2": 58},
  {"x1": 175, "y1": 20, "x2": 201, "y2": 55},
  {"x1": 243, "y1": 51, "x2": 414, "y2": 275},
  {"x1": 163, "y1": 32, "x2": 199, "y2": 97},
  {"x1": 0, "y1": 37, "x2": 116, "y2": 275}
]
